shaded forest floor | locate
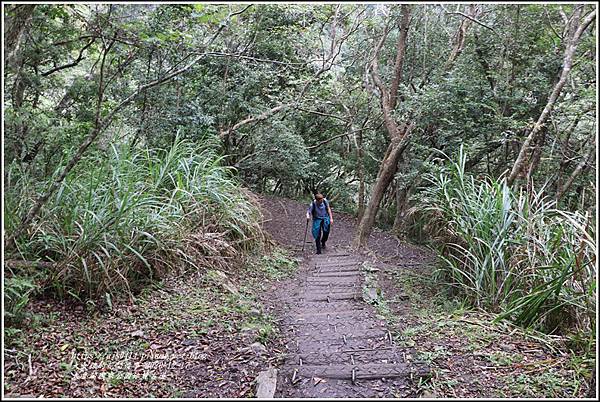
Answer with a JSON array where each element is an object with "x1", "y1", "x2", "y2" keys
[
  {"x1": 3, "y1": 194, "x2": 595, "y2": 398},
  {"x1": 4, "y1": 247, "x2": 297, "y2": 398}
]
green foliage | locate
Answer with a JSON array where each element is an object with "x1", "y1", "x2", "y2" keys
[
  {"x1": 5, "y1": 135, "x2": 264, "y2": 300},
  {"x1": 255, "y1": 248, "x2": 297, "y2": 280},
  {"x1": 240, "y1": 118, "x2": 311, "y2": 187},
  {"x1": 418, "y1": 147, "x2": 596, "y2": 343},
  {"x1": 4, "y1": 275, "x2": 39, "y2": 326}
]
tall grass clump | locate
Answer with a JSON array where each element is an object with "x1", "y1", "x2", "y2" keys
[
  {"x1": 4, "y1": 134, "x2": 265, "y2": 301},
  {"x1": 417, "y1": 146, "x2": 596, "y2": 342}
]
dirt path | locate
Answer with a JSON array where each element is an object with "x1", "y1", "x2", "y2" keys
[{"x1": 259, "y1": 195, "x2": 432, "y2": 397}]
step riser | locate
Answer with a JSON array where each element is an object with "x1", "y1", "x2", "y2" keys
[
  {"x1": 283, "y1": 363, "x2": 418, "y2": 380},
  {"x1": 286, "y1": 351, "x2": 404, "y2": 366},
  {"x1": 314, "y1": 262, "x2": 360, "y2": 268},
  {"x1": 285, "y1": 324, "x2": 386, "y2": 333},
  {"x1": 305, "y1": 279, "x2": 361, "y2": 284},
  {"x1": 288, "y1": 300, "x2": 362, "y2": 308},
  {"x1": 315, "y1": 266, "x2": 362, "y2": 272},
  {"x1": 295, "y1": 339, "x2": 392, "y2": 352},
  {"x1": 312, "y1": 272, "x2": 362, "y2": 278}
]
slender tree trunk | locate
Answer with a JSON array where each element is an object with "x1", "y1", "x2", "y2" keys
[
  {"x1": 445, "y1": 5, "x2": 480, "y2": 70},
  {"x1": 555, "y1": 109, "x2": 591, "y2": 191},
  {"x1": 131, "y1": 51, "x2": 153, "y2": 149},
  {"x1": 392, "y1": 181, "x2": 410, "y2": 234},
  {"x1": 556, "y1": 141, "x2": 594, "y2": 203},
  {"x1": 392, "y1": 152, "x2": 431, "y2": 235},
  {"x1": 389, "y1": 9, "x2": 410, "y2": 110},
  {"x1": 507, "y1": 7, "x2": 596, "y2": 185},
  {"x1": 354, "y1": 136, "x2": 409, "y2": 246},
  {"x1": 356, "y1": 123, "x2": 366, "y2": 221},
  {"x1": 525, "y1": 126, "x2": 547, "y2": 192},
  {"x1": 473, "y1": 32, "x2": 496, "y2": 92}
]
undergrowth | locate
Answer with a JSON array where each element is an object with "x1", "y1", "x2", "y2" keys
[
  {"x1": 4, "y1": 134, "x2": 266, "y2": 318},
  {"x1": 409, "y1": 146, "x2": 596, "y2": 352}
]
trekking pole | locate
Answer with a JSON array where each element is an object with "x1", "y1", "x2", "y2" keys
[{"x1": 302, "y1": 218, "x2": 309, "y2": 251}]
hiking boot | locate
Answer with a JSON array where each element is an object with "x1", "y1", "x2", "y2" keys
[
  {"x1": 316, "y1": 249, "x2": 321, "y2": 254},
  {"x1": 321, "y1": 242, "x2": 326, "y2": 250}
]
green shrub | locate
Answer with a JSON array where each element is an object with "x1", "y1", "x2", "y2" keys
[
  {"x1": 4, "y1": 275, "x2": 39, "y2": 326},
  {"x1": 417, "y1": 146, "x2": 596, "y2": 341},
  {"x1": 4, "y1": 134, "x2": 265, "y2": 300}
]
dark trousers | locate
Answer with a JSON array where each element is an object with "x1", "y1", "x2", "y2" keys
[{"x1": 315, "y1": 220, "x2": 330, "y2": 253}]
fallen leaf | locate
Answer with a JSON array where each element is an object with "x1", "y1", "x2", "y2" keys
[
  {"x1": 129, "y1": 330, "x2": 145, "y2": 338},
  {"x1": 313, "y1": 376, "x2": 326, "y2": 385}
]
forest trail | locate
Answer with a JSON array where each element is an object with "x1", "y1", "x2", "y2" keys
[
  {"x1": 259, "y1": 195, "x2": 432, "y2": 397},
  {"x1": 273, "y1": 251, "x2": 429, "y2": 397}
]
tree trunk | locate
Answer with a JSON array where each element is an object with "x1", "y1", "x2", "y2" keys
[
  {"x1": 556, "y1": 142, "x2": 594, "y2": 203},
  {"x1": 131, "y1": 50, "x2": 154, "y2": 149},
  {"x1": 353, "y1": 7, "x2": 412, "y2": 248},
  {"x1": 5, "y1": 5, "x2": 36, "y2": 70},
  {"x1": 507, "y1": 7, "x2": 596, "y2": 185},
  {"x1": 392, "y1": 156, "x2": 428, "y2": 235},
  {"x1": 445, "y1": 5, "x2": 480, "y2": 70},
  {"x1": 389, "y1": 7, "x2": 411, "y2": 110},
  {"x1": 525, "y1": 126, "x2": 547, "y2": 192},
  {"x1": 356, "y1": 125, "x2": 366, "y2": 221},
  {"x1": 555, "y1": 109, "x2": 591, "y2": 191},
  {"x1": 392, "y1": 181, "x2": 410, "y2": 234},
  {"x1": 354, "y1": 137, "x2": 408, "y2": 247}
]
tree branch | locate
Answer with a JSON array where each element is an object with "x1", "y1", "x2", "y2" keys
[
  {"x1": 389, "y1": 5, "x2": 411, "y2": 110},
  {"x1": 41, "y1": 38, "x2": 96, "y2": 76},
  {"x1": 442, "y1": 5, "x2": 497, "y2": 34},
  {"x1": 297, "y1": 107, "x2": 349, "y2": 122}
]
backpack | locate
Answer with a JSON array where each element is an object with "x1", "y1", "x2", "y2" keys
[{"x1": 310, "y1": 198, "x2": 329, "y2": 219}]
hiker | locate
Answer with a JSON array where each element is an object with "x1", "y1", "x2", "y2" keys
[{"x1": 305, "y1": 193, "x2": 334, "y2": 254}]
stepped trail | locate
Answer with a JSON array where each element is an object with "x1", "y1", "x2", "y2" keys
[{"x1": 258, "y1": 195, "x2": 433, "y2": 398}]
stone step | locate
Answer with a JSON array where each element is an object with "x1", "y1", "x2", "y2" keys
[
  {"x1": 299, "y1": 293, "x2": 361, "y2": 302},
  {"x1": 311, "y1": 271, "x2": 362, "y2": 278},
  {"x1": 286, "y1": 349, "x2": 405, "y2": 366},
  {"x1": 284, "y1": 362, "x2": 427, "y2": 381},
  {"x1": 302, "y1": 286, "x2": 359, "y2": 293},
  {"x1": 312, "y1": 253, "x2": 352, "y2": 258},
  {"x1": 287, "y1": 300, "x2": 361, "y2": 312},
  {"x1": 294, "y1": 334, "x2": 390, "y2": 346},
  {"x1": 314, "y1": 261, "x2": 360, "y2": 268},
  {"x1": 302, "y1": 282, "x2": 359, "y2": 288},
  {"x1": 315, "y1": 266, "x2": 362, "y2": 273},
  {"x1": 295, "y1": 333, "x2": 392, "y2": 352},
  {"x1": 294, "y1": 328, "x2": 388, "y2": 341},
  {"x1": 305, "y1": 277, "x2": 361, "y2": 284},
  {"x1": 284, "y1": 320, "x2": 386, "y2": 333},
  {"x1": 287, "y1": 311, "x2": 374, "y2": 326},
  {"x1": 285, "y1": 317, "x2": 374, "y2": 327},
  {"x1": 291, "y1": 309, "x2": 368, "y2": 318}
]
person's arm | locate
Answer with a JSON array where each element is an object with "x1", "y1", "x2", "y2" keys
[
  {"x1": 327, "y1": 203, "x2": 333, "y2": 224},
  {"x1": 306, "y1": 203, "x2": 312, "y2": 220}
]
